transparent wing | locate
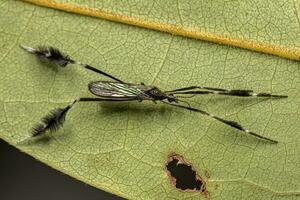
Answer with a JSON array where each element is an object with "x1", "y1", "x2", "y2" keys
[{"x1": 88, "y1": 81, "x2": 146, "y2": 99}]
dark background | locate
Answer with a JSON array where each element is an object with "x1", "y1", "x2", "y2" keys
[{"x1": 0, "y1": 139, "x2": 124, "y2": 200}]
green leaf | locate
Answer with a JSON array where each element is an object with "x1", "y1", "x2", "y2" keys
[{"x1": 1, "y1": 0, "x2": 300, "y2": 199}]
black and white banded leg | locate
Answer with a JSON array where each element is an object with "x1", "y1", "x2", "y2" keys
[
  {"x1": 165, "y1": 85, "x2": 287, "y2": 98},
  {"x1": 162, "y1": 101, "x2": 278, "y2": 143},
  {"x1": 165, "y1": 86, "x2": 232, "y2": 93}
]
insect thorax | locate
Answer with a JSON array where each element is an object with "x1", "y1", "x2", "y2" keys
[{"x1": 144, "y1": 87, "x2": 176, "y2": 102}]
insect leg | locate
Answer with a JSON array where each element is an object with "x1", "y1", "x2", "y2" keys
[
  {"x1": 161, "y1": 101, "x2": 278, "y2": 143},
  {"x1": 171, "y1": 90, "x2": 288, "y2": 98},
  {"x1": 165, "y1": 85, "x2": 287, "y2": 98},
  {"x1": 31, "y1": 99, "x2": 77, "y2": 137},
  {"x1": 73, "y1": 62, "x2": 124, "y2": 83},
  {"x1": 31, "y1": 97, "x2": 136, "y2": 137},
  {"x1": 20, "y1": 44, "x2": 123, "y2": 82},
  {"x1": 165, "y1": 86, "x2": 231, "y2": 93}
]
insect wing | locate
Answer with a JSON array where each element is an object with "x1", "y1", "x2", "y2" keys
[{"x1": 89, "y1": 81, "x2": 144, "y2": 99}]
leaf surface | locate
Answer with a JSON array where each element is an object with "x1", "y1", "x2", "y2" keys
[{"x1": 0, "y1": 1, "x2": 300, "y2": 199}]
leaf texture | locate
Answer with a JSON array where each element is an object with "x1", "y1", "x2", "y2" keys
[{"x1": 0, "y1": 1, "x2": 300, "y2": 199}]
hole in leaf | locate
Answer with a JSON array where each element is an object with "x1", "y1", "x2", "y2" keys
[{"x1": 166, "y1": 154, "x2": 208, "y2": 196}]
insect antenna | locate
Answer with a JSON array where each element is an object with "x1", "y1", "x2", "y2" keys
[
  {"x1": 161, "y1": 101, "x2": 278, "y2": 143},
  {"x1": 20, "y1": 44, "x2": 123, "y2": 82}
]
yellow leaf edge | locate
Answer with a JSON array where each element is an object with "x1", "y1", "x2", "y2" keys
[{"x1": 22, "y1": 0, "x2": 300, "y2": 62}]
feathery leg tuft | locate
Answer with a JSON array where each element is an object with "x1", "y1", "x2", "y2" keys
[
  {"x1": 20, "y1": 44, "x2": 74, "y2": 67},
  {"x1": 31, "y1": 102, "x2": 75, "y2": 137},
  {"x1": 20, "y1": 44, "x2": 123, "y2": 82}
]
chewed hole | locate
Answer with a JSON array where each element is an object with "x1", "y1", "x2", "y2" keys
[{"x1": 165, "y1": 154, "x2": 208, "y2": 197}]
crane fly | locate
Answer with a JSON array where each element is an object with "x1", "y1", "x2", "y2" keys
[{"x1": 20, "y1": 45, "x2": 288, "y2": 144}]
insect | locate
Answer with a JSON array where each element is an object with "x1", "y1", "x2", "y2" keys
[{"x1": 20, "y1": 44, "x2": 287, "y2": 143}]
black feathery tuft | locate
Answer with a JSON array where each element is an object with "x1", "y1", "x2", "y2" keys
[
  {"x1": 35, "y1": 46, "x2": 74, "y2": 67},
  {"x1": 20, "y1": 44, "x2": 74, "y2": 67},
  {"x1": 32, "y1": 123, "x2": 47, "y2": 137},
  {"x1": 41, "y1": 107, "x2": 67, "y2": 131},
  {"x1": 31, "y1": 106, "x2": 71, "y2": 137}
]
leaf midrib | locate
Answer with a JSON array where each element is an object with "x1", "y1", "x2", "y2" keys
[{"x1": 22, "y1": 0, "x2": 300, "y2": 62}]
